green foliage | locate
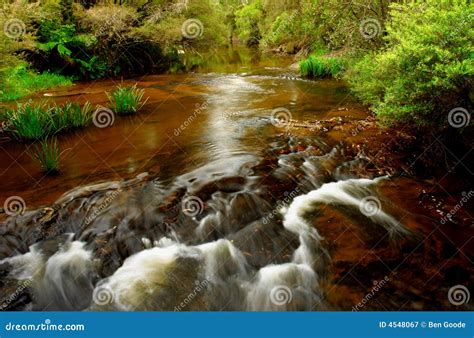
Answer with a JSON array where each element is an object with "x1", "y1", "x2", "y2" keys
[
  {"x1": 1, "y1": 0, "x2": 233, "y2": 80},
  {"x1": 29, "y1": 137, "x2": 62, "y2": 173},
  {"x1": 5, "y1": 101, "x2": 93, "y2": 140},
  {"x1": 60, "y1": 0, "x2": 74, "y2": 22},
  {"x1": 76, "y1": 4, "x2": 142, "y2": 76},
  {"x1": 300, "y1": 55, "x2": 346, "y2": 78},
  {"x1": 36, "y1": 20, "x2": 103, "y2": 78},
  {"x1": 235, "y1": 1, "x2": 263, "y2": 46},
  {"x1": 76, "y1": 56, "x2": 108, "y2": 79},
  {"x1": 5, "y1": 102, "x2": 53, "y2": 140},
  {"x1": 185, "y1": 0, "x2": 228, "y2": 46},
  {"x1": 38, "y1": 22, "x2": 79, "y2": 56},
  {"x1": 346, "y1": 1, "x2": 474, "y2": 127},
  {"x1": 263, "y1": 10, "x2": 299, "y2": 47},
  {"x1": 0, "y1": 64, "x2": 72, "y2": 102},
  {"x1": 107, "y1": 85, "x2": 148, "y2": 115},
  {"x1": 4, "y1": 85, "x2": 145, "y2": 142},
  {"x1": 261, "y1": 3, "x2": 321, "y2": 53},
  {"x1": 51, "y1": 101, "x2": 93, "y2": 131},
  {"x1": 258, "y1": 0, "x2": 390, "y2": 53}
]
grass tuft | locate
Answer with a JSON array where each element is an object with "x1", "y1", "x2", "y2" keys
[
  {"x1": 51, "y1": 101, "x2": 93, "y2": 131},
  {"x1": 107, "y1": 85, "x2": 148, "y2": 115},
  {"x1": 5, "y1": 101, "x2": 93, "y2": 141},
  {"x1": 300, "y1": 55, "x2": 345, "y2": 78},
  {"x1": 5, "y1": 102, "x2": 52, "y2": 140},
  {"x1": 29, "y1": 137, "x2": 62, "y2": 174}
]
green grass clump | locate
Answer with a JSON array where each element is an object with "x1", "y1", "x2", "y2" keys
[
  {"x1": 5, "y1": 101, "x2": 94, "y2": 140},
  {"x1": 300, "y1": 55, "x2": 345, "y2": 78},
  {"x1": 0, "y1": 65, "x2": 72, "y2": 102},
  {"x1": 107, "y1": 85, "x2": 148, "y2": 115},
  {"x1": 5, "y1": 102, "x2": 52, "y2": 140},
  {"x1": 51, "y1": 102, "x2": 93, "y2": 131},
  {"x1": 29, "y1": 137, "x2": 62, "y2": 174}
]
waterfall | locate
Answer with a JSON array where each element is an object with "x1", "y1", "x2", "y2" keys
[{"x1": 1, "y1": 238, "x2": 94, "y2": 310}]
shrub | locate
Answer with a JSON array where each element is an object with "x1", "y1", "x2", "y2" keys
[
  {"x1": 107, "y1": 85, "x2": 148, "y2": 115},
  {"x1": 261, "y1": 4, "x2": 322, "y2": 53},
  {"x1": 259, "y1": 0, "x2": 389, "y2": 53},
  {"x1": 346, "y1": 1, "x2": 473, "y2": 128},
  {"x1": 35, "y1": 20, "x2": 102, "y2": 79},
  {"x1": 300, "y1": 55, "x2": 346, "y2": 78},
  {"x1": 29, "y1": 137, "x2": 62, "y2": 174},
  {"x1": 76, "y1": 4, "x2": 141, "y2": 76}
]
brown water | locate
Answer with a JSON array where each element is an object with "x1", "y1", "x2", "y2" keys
[{"x1": 0, "y1": 48, "x2": 472, "y2": 311}]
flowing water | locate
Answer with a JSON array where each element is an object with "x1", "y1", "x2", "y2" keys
[{"x1": 0, "y1": 48, "x2": 472, "y2": 311}]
